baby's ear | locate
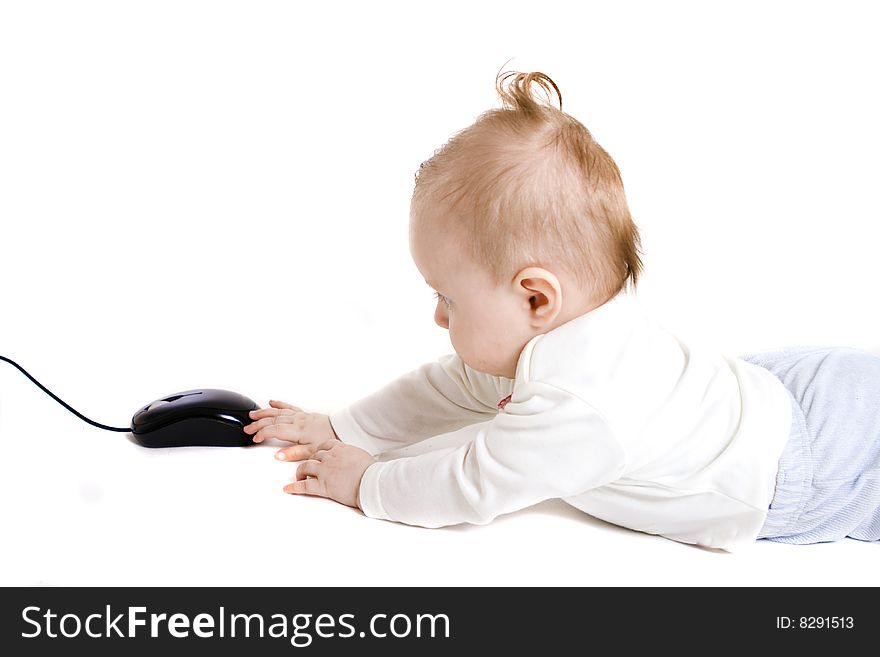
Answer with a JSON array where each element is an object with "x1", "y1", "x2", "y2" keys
[{"x1": 514, "y1": 267, "x2": 563, "y2": 326}]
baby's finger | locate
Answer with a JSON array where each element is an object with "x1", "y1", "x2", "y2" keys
[
  {"x1": 248, "y1": 407, "x2": 295, "y2": 421},
  {"x1": 243, "y1": 414, "x2": 296, "y2": 434},
  {"x1": 250, "y1": 423, "x2": 305, "y2": 444},
  {"x1": 270, "y1": 400, "x2": 302, "y2": 412},
  {"x1": 296, "y1": 460, "x2": 321, "y2": 480},
  {"x1": 312, "y1": 441, "x2": 338, "y2": 461},
  {"x1": 275, "y1": 445, "x2": 314, "y2": 462},
  {"x1": 283, "y1": 479, "x2": 324, "y2": 496}
]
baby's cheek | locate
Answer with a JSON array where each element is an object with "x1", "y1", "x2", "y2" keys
[
  {"x1": 447, "y1": 324, "x2": 461, "y2": 354},
  {"x1": 457, "y1": 327, "x2": 494, "y2": 370},
  {"x1": 446, "y1": 325, "x2": 470, "y2": 360}
]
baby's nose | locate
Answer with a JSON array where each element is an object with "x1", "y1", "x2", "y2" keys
[{"x1": 434, "y1": 304, "x2": 449, "y2": 329}]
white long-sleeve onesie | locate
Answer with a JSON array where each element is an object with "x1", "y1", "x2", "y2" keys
[{"x1": 329, "y1": 292, "x2": 793, "y2": 551}]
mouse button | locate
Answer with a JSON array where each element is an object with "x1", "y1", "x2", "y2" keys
[
  {"x1": 197, "y1": 389, "x2": 258, "y2": 412},
  {"x1": 133, "y1": 397, "x2": 189, "y2": 431},
  {"x1": 160, "y1": 391, "x2": 204, "y2": 403}
]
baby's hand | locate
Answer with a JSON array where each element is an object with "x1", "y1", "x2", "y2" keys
[
  {"x1": 283, "y1": 440, "x2": 376, "y2": 509},
  {"x1": 243, "y1": 400, "x2": 339, "y2": 461}
]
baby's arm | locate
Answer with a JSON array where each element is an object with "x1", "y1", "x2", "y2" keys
[
  {"x1": 288, "y1": 381, "x2": 627, "y2": 525},
  {"x1": 245, "y1": 353, "x2": 508, "y2": 461},
  {"x1": 325, "y1": 353, "x2": 511, "y2": 456}
]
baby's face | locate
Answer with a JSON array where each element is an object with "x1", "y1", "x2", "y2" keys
[{"x1": 410, "y1": 218, "x2": 537, "y2": 379}]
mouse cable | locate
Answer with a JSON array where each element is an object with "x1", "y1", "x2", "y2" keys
[{"x1": 0, "y1": 354, "x2": 131, "y2": 432}]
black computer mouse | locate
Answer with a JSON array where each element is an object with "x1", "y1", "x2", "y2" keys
[{"x1": 130, "y1": 388, "x2": 259, "y2": 448}]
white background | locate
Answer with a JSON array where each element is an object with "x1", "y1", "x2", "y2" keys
[{"x1": 1, "y1": 0, "x2": 878, "y2": 586}]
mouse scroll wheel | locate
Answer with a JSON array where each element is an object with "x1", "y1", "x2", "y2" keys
[{"x1": 147, "y1": 400, "x2": 172, "y2": 411}]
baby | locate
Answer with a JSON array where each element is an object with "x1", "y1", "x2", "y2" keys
[{"x1": 243, "y1": 71, "x2": 880, "y2": 551}]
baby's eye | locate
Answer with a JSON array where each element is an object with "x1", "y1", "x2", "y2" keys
[{"x1": 432, "y1": 291, "x2": 451, "y2": 307}]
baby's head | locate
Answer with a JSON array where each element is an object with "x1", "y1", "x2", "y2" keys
[{"x1": 410, "y1": 71, "x2": 643, "y2": 378}]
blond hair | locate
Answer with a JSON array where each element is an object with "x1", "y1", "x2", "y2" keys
[{"x1": 410, "y1": 70, "x2": 643, "y2": 304}]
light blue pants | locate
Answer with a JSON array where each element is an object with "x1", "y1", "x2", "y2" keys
[{"x1": 739, "y1": 346, "x2": 880, "y2": 544}]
